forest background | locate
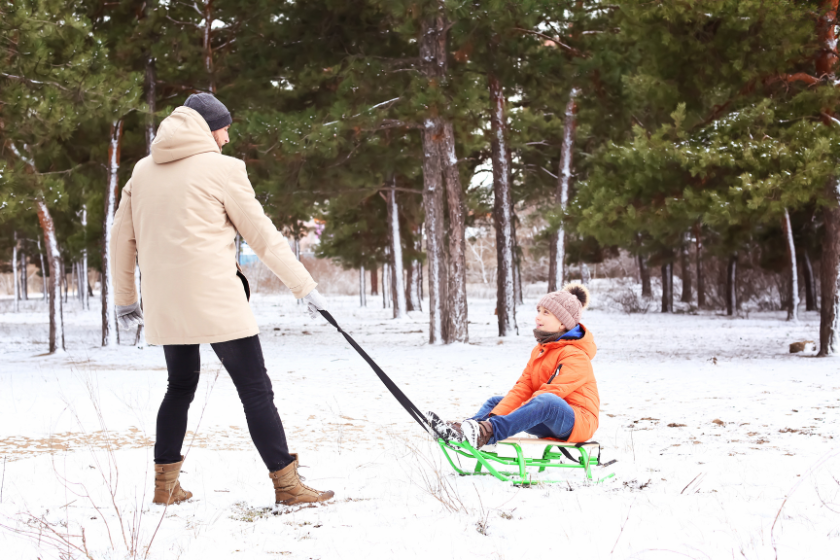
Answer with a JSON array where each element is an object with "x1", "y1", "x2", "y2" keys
[{"x1": 3, "y1": 0, "x2": 840, "y2": 354}]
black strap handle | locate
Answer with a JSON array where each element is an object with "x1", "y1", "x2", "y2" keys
[{"x1": 318, "y1": 309, "x2": 434, "y2": 436}]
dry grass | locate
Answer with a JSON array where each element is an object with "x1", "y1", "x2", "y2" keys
[{"x1": 0, "y1": 365, "x2": 221, "y2": 559}]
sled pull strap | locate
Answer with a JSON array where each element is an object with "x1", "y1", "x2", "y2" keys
[{"x1": 318, "y1": 309, "x2": 434, "y2": 435}]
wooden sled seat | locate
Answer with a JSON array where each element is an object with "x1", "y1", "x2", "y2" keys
[
  {"x1": 498, "y1": 437, "x2": 601, "y2": 449},
  {"x1": 436, "y1": 436, "x2": 614, "y2": 485}
]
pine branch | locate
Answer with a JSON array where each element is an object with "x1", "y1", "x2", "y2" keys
[
  {"x1": 773, "y1": 72, "x2": 822, "y2": 86},
  {"x1": 513, "y1": 28, "x2": 587, "y2": 58},
  {"x1": 362, "y1": 119, "x2": 422, "y2": 131},
  {"x1": 165, "y1": 15, "x2": 201, "y2": 28},
  {"x1": 0, "y1": 72, "x2": 69, "y2": 92}
]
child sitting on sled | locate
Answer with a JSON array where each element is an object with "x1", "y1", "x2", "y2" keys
[{"x1": 427, "y1": 283, "x2": 599, "y2": 449}]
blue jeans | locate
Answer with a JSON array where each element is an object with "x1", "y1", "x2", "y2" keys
[{"x1": 470, "y1": 394, "x2": 575, "y2": 444}]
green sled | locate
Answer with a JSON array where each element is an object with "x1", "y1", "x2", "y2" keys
[{"x1": 437, "y1": 437, "x2": 616, "y2": 486}]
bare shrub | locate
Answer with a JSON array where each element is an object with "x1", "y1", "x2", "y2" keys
[
  {"x1": 589, "y1": 251, "x2": 639, "y2": 280},
  {"x1": 465, "y1": 227, "x2": 496, "y2": 286},
  {"x1": 242, "y1": 255, "x2": 359, "y2": 296},
  {"x1": 702, "y1": 254, "x2": 783, "y2": 312},
  {"x1": 606, "y1": 284, "x2": 651, "y2": 314}
]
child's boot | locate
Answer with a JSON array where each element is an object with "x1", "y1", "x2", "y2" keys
[
  {"x1": 153, "y1": 456, "x2": 193, "y2": 505},
  {"x1": 270, "y1": 454, "x2": 335, "y2": 505},
  {"x1": 425, "y1": 411, "x2": 464, "y2": 441},
  {"x1": 463, "y1": 419, "x2": 494, "y2": 449}
]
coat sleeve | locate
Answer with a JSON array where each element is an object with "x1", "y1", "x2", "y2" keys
[
  {"x1": 490, "y1": 362, "x2": 536, "y2": 416},
  {"x1": 221, "y1": 160, "x2": 318, "y2": 298},
  {"x1": 532, "y1": 350, "x2": 591, "y2": 401},
  {"x1": 111, "y1": 180, "x2": 138, "y2": 306}
]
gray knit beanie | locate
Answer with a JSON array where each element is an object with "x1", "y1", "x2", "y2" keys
[
  {"x1": 184, "y1": 93, "x2": 232, "y2": 131},
  {"x1": 537, "y1": 283, "x2": 590, "y2": 330}
]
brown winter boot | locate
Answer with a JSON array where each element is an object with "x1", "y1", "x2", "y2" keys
[
  {"x1": 152, "y1": 456, "x2": 193, "y2": 505},
  {"x1": 463, "y1": 419, "x2": 494, "y2": 449},
  {"x1": 269, "y1": 454, "x2": 335, "y2": 506}
]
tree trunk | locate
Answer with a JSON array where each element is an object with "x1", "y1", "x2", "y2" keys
[
  {"x1": 419, "y1": 257, "x2": 424, "y2": 305},
  {"x1": 726, "y1": 253, "x2": 738, "y2": 317},
  {"x1": 802, "y1": 250, "x2": 817, "y2": 311},
  {"x1": 37, "y1": 240, "x2": 47, "y2": 301},
  {"x1": 371, "y1": 266, "x2": 378, "y2": 295},
  {"x1": 406, "y1": 226, "x2": 422, "y2": 312},
  {"x1": 145, "y1": 58, "x2": 156, "y2": 153},
  {"x1": 102, "y1": 119, "x2": 123, "y2": 347},
  {"x1": 386, "y1": 182, "x2": 407, "y2": 319},
  {"x1": 581, "y1": 263, "x2": 591, "y2": 285},
  {"x1": 360, "y1": 265, "x2": 366, "y2": 307},
  {"x1": 695, "y1": 224, "x2": 705, "y2": 308},
  {"x1": 783, "y1": 208, "x2": 800, "y2": 321},
  {"x1": 420, "y1": 13, "x2": 458, "y2": 344},
  {"x1": 143, "y1": 0, "x2": 157, "y2": 150},
  {"x1": 420, "y1": 117, "x2": 446, "y2": 342},
  {"x1": 405, "y1": 260, "x2": 418, "y2": 312},
  {"x1": 680, "y1": 232, "x2": 692, "y2": 303},
  {"x1": 420, "y1": 122, "x2": 447, "y2": 341},
  {"x1": 412, "y1": 260, "x2": 423, "y2": 311},
  {"x1": 638, "y1": 254, "x2": 651, "y2": 298},
  {"x1": 75, "y1": 262, "x2": 82, "y2": 302},
  {"x1": 68, "y1": 258, "x2": 74, "y2": 302},
  {"x1": 35, "y1": 198, "x2": 65, "y2": 353},
  {"x1": 382, "y1": 261, "x2": 389, "y2": 309},
  {"x1": 404, "y1": 261, "x2": 414, "y2": 311},
  {"x1": 510, "y1": 213, "x2": 522, "y2": 307},
  {"x1": 80, "y1": 203, "x2": 89, "y2": 310},
  {"x1": 661, "y1": 262, "x2": 673, "y2": 313},
  {"x1": 489, "y1": 72, "x2": 516, "y2": 336},
  {"x1": 441, "y1": 121, "x2": 469, "y2": 342},
  {"x1": 21, "y1": 245, "x2": 28, "y2": 300},
  {"x1": 293, "y1": 236, "x2": 301, "y2": 306},
  {"x1": 549, "y1": 88, "x2": 580, "y2": 292},
  {"x1": 203, "y1": 0, "x2": 215, "y2": 93},
  {"x1": 63, "y1": 257, "x2": 69, "y2": 304},
  {"x1": 819, "y1": 183, "x2": 840, "y2": 355},
  {"x1": 12, "y1": 231, "x2": 19, "y2": 312}
]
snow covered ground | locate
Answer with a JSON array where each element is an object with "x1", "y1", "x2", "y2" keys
[{"x1": 0, "y1": 291, "x2": 838, "y2": 559}]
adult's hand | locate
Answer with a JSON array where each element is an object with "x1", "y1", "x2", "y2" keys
[
  {"x1": 301, "y1": 289, "x2": 327, "y2": 319},
  {"x1": 116, "y1": 301, "x2": 144, "y2": 330}
]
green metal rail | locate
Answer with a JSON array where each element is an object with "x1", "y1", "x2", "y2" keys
[{"x1": 437, "y1": 438, "x2": 616, "y2": 485}]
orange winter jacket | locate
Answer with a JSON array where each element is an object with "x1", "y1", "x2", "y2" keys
[{"x1": 491, "y1": 325, "x2": 599, "y2": 443}]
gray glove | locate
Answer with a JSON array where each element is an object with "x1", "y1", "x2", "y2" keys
[
  {"x1": 116, "y1": 301, "x2": 144, "y2": 330},
  {"x1": 301, "y1": 289, "x2": 327, "y2": 319}
]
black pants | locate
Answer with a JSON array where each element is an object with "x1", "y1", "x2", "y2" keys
[{"x1": 154, "y1": 335, "x2": 294, "y2": 472}]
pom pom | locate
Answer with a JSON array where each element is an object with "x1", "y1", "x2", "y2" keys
[{"x1": 563, "y1": 282, "x2": 590, "y2": 309}]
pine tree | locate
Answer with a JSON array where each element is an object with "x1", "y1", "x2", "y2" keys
[
  {"x1": 1, "y1": 0, "x2": 135, "y2": 352},
  {"x1": 575, "y1": 1, "x2": 840, "y2": 319}
]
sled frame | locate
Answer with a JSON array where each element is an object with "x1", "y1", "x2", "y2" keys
[{"x1": 437, "y1": 437, "x2": 615, "y2": 485}]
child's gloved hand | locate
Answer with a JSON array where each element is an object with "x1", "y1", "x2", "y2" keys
[{"x1": 301, "y1": 289, "x2": 327, "y2": 319}]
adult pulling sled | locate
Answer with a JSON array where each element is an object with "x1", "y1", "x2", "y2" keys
[{"x1": 318, "y1": 309, "x2": 615, "y2": 485}]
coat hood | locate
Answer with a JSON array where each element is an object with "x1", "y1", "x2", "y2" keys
[
  {"x1": 151, "y1": 106, "x2": 220, "y2": 164},
  {"x1": 542, "y1": 323, "x2": 597, "y2": 360}
]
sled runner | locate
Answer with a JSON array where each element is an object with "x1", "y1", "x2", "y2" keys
[
  {"x1": 317, "y1": 309, "x2": 615, "y2": 486},
  {"x1": 436, "y1": 436, "x2": 616, "y2": 485}
]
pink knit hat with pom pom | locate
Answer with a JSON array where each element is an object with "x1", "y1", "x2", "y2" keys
[{"x1": 537, "y1": 283, "x2": 590, "y2": 330}]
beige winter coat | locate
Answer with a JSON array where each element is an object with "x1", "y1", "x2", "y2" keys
[{"x1": 111, "y1": 106, "x2": 317, "y2": 345}]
